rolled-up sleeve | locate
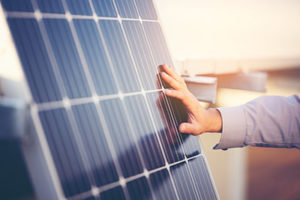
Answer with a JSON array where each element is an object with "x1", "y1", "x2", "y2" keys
[{"x1": 214, "y1": 95, "x2": 300, "y2": 150}]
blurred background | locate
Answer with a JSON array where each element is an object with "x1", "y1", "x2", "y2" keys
[
  {"x1": 155, "y1": 0, "x2": 300, "y2": 200},
  {"x1": 1, "y1": 0, "x2": 300, "y2": 199}
]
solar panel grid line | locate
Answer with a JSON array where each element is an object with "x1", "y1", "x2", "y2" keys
[
  {"x1": 36, "y1": 89, "x2": 165, "y2": 112},
  {"x1": 200, "y1": 152, "x2": 220, "y2": 199},
  {"x1": 30, "y1": 104, "x2": 66, "y2": 200},
  {"x1": 25, "y1": 0, "x2": 74, "y2": 198},
  {"x1": 112, "y1": 0, "x2": 170, "y2": 176},
  {"x1": 109, "y1": 1, "x2": 180, "y2": 197},
  {"x1": 30, "y1": 0, "x2": 120, "y2": 197},
  {"x1": 113, "y1": 7, "x2": 177, "y2": 175},
  {"x1": 69, "y1": 153, "x2": 204, "y2": 200},
  {"x1": 86, "y1": 3, "x2": 151, "y2": 198},
  {"x1": 86, "y1": 2, "x2": 135, "y2": 96},
  {"x1": 128, "y1": 7, "x2": 190, "y2": 193},
  {"x1": 1, "y1": 0, "x2": 219, "y2": 199},
  {"x1": 59, "y1": 0, "x2": 133, "y2": 198},
  {"x1": 5, "y1": 10, "x2": 159, "y2": 22},
  {"x1": 140, "y1": 2, "x2": 206, "y2": 196},
  {"x1": 127, "y1": 5, "x2": 192, "y2": 161},
  {"x1": 183, "y1": 158, "x2": 202, "y2": 199},
  {"x1": 4, "y1": 8, "x2": 64, "y2": 200},
  {"x1": 105, "y1": 2, "x2": 161, "y2": 198},
  {"x1": 122, "y1": 96, "x2": 162, "y2": 200},
  {"x1": 133, "y1": 0, "x2": 193, "y2": 166},
  {"x1": 123, "y1": 96, "x2": 165, "y2": 170},
  {"x1": 104, "y1": 98, "x2": 154, "y2": 197},
  {"x1": 193, "y1": 135, "x2": 219, "y2": 199},
  {"x1": 147, "y1": 93, "x2": 184, "y2": 163},
  {"x1": 29, "y1": 0, "x2": 183, "y2": 197},
  {"x1": 190, "y1": 158, "x2": 209, "y2": 200}
]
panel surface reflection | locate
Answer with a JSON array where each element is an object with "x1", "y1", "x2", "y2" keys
[
  {"x1": 7, "y1": 18, "x2": 62, "y2": 103},
  {"x1": 66, "y1": 0, "x2": 92, "y2": 15},
  {"x1": 73, "y1": 19, "x2": 118, "y2": 95},
  {"x1": 100, "y1": 98, "x2": 143, "y2": 177},
  {"x1": 123, "y1": 20, "x2": 159, "y2": 90},
  {"x1": 44, "y1": 19, "x2": 92, "y2": 99},
  {"x1": 124, "y1": 95, "x2": 165, "y2": 170},
  {"x1": 72, "y1": 103, "x2": 119, "y2": 187},
  {"x1": 100, "y1": 186, "x2": 126, "y2": 200},
  {"x1": 135, "y1": 0, "x2": 158, "y2": 20},
  {"x1": 1, "y1": 0, "x2": 33, "y2": 12},
  {"x1": 189, "y1": 157, "x2": 218, "y2": 200},
  {"x1": 36, "y1": 0, "x2": 65, "y2": 14},
  {"x1": 170, "y1": 161, "x2": 199, "y2": 199},
  {"x1": 150, "y1": 169, "x2": 178, "y2": 200},
  {"x1": 143, "y1": 22, "x2": 173, "y2": 67},
  {"x1": 39, "y1": 108, "x2": 90, "y2": 197},
  {"x1": 146, "y1": 92, "x2": 185, "y2": 163},
  {"x1": 127, "y1": 177, "x2": 153, "y2": 199},
  {"x1": 115, "y1": 0, "x2": 139, "y2": 18},
  {"x1": 92, "y1": 0, "x2": 116, "y2": 17},
  {"x1": 100, "y1": 20, "x2": 141, "y2": 93}
]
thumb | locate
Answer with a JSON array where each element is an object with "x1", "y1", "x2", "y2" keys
[{"x1": 179, "y1": 123, "x2": 200, "y2": 135}]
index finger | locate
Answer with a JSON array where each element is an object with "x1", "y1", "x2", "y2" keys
[{"x1": 159, "y1": 64, "x2": 183, "y2": 83}]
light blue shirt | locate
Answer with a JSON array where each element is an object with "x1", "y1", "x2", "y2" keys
[{"x1": 215, "y1": 95, "x2": 300, "y2": 150}]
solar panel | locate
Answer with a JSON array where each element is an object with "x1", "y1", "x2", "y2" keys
[{"x1": 1, "y1": 0, "x2": 218, "y2": 199}]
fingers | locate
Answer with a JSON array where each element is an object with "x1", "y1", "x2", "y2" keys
[
  {"x1": 179, "y1": 123, "x2": 200, "y2": 135},
  {"x1": 165, "y1": 89, "x2": 184, "y2": 100},
  {"x1": 160, "y1": 72, "x2": 181, "y2": 90},
  {"x1": 160, "y1": 64, "x2": 183, "y2": 83}
]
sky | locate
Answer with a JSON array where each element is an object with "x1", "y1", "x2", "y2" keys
[{"x1": 155, "y1": 0, "x2": 300, "y2": 60}]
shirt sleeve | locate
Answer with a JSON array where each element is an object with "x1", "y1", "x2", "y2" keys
[{"x1": 214, "y1": 95, "x2": 300, "y2": 150}]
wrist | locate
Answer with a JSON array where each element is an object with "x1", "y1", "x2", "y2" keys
[{"x1": 206, "y1": 108, "x2": 222, "y2": 133}]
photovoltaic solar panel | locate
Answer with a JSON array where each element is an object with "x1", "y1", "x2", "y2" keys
[{"x1": 1, "y1": 0, "x2": 218, "y2": 199}]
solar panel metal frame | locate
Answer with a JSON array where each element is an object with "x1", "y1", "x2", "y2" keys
[{"x1": 0, "y1": 0, "x2": 219, "y2": 199}]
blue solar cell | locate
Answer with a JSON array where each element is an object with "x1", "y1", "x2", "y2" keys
[
  {"x1": 73, "y1": 19, "x2": 118, "y2": 95},
  {"x1": 100, "y1": 186, "x2": 125, "y2": 200},
  {"x1": 100, "y1": 98, "x2": 143, "y2": 177},
  {"x1": 66, "y1": 0, "x2": 92, "y2": 15},
  {"x1": 83, "y1": 196, "x2": 97, "y2": 200},
  {"x1": 143, "y1": 22, "x2": 173, "y2": 67},
  {"x1": 127, "y1": 177, "x2": 153, "y2": 199},
  {"x1": 181, "y1": 134, "x2": 201, "y2": 157},
  {"x1": 7, "y1": 18, "x2": 62, "y2": 103},
  {"x1": 150, "y1": 169, "x2": 178, "y2": 200},
  {"x1": 100, "y1": 20, "x2": 141, "y2": 93},
  {"x1": 1, "y1": 0, "x2": 33, "y2": 12},
  {"x1": 36, "y1": 0, "x2": 65, "y2": 14},
  {"x1": 39, "y1": 108, "x2": 90, "y2": 197},
  {"x1": 170, "y1": 162, "x2": 199, "y2": 199},
  {"x1": 189, "y1": 157, "x2": 218, "y2": 200},
  {"x1": 146, "y1": 92, "x2": 185, "y2": 163},
  {"x1": 124, "y1": 95, "x2": 165, "y2": 170},
  {"x1": 123, "y1": 20, "x2": 159, "y2": 90},
  {"x1": 72, "y1": 103, "x2": 119, "y2": 187},
  {"x1": 114, "y1": 0, "x2": 139, "y2": 18},
  {"x1": 43, "y1": 19, "x2": 91, "y2": 99},
  {"x1": 135, "y1": 0, "x2": 158, "y2": 20},
  {"x1": 92, "y1": 0, "x2": 117, "y2": 17}
]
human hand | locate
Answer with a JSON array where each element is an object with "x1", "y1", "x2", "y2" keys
[{"x1": 159, "y1": 64, "x2": 222, "y2": 135}]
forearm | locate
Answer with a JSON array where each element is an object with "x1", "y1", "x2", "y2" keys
[{"x1": 214, "y1": 95, "x2": 300, "y2": 149}]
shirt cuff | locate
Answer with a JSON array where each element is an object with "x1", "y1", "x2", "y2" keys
[{"x1": 214, "y1": 106, "x2": 247, "y2": 150}]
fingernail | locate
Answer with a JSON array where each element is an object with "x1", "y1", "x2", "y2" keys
[
  {"x1": 160, "y1": 72, "x2": 167, "y2": 77},
  {"x1": 165, "y1": 89, "x2": 171, "y2": 94}
]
